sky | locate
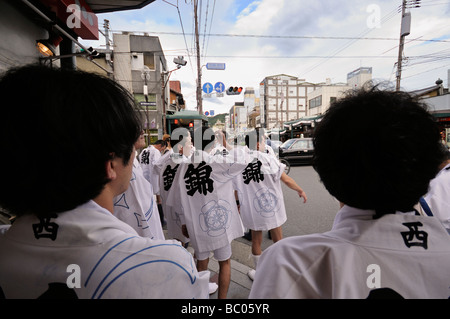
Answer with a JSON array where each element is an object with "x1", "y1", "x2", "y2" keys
[{"x1": 80, "y1": 0, "x2": 450, "y2": 115}]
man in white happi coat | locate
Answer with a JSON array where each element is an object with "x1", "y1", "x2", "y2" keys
[
  {"x1": 250, "y1": 87, "x2": 450, "y2": 299},
  {"x1": 0, "y1": 65, "x2": 209, "y2": 299},
  {"x1": 154, "y1": 128, "x2": 193, "y2": 244},
  {"x1": 113, "y1": 131, "x2": 164, "y2": 240},
  {"x1": 139, "y1": 140, "x2": 163, "y2": 194},
  {"x1": 168, "y1": 127, "x2": 249, "y2": 299},
  {"x1": 234, "y1": 129, "x2": 307, "y2": 281}
]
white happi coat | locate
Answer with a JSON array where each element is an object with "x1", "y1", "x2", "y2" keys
[
  {"x1": 249, "y1": 205, "x2": 450, "y2": 299},
  {"x1": 233, "y1": 149, "x2": 287, "y2": 231},
  {"x1": 139, "y1": 145, "x2": 161, "y2": 194},
  {"x1": 421, "y1": 163, "x2": 450, "y2": 233},
  {"x1": 0, "y1": 201, "x2": 209, "y2": 299},
  {"x1": 167, "y1": 149, "x2": 247, "y2": 254},
  {"x1": 154, "y1": 149, "x2": 190, "y2": 243},
  {"x1": 113, "y1": 157, "x2": 164, "y2": 240}
]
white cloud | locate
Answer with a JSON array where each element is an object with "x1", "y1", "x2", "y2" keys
[{"x1": 81, "y1": 0, "x2": 450, "y2": 115}]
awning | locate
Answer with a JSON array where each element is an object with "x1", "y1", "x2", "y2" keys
[
  {"x1": 86, "y1": 0, "x2": 156, "y2": 13},
  {"x1": 268, "y1": 129, "x2": 287, "y2": 135},
  {"x1": 432, "y1": 112, "x2": 450, "y2": 118},
  {"x1": 166, "y1": 110, "x2": 208, "y2": 121},
  {"x1": 283, "y1": 115, "x2": 323, "y2": 128}
]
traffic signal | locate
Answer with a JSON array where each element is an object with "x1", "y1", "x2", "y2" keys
[{"x1": 226, "y1": 86, "x2": 243, "y2": 95}]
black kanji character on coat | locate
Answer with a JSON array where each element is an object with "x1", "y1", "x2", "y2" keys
[
  {"x1": 32, "y1": 214, "x2": 59, "y2": 241},
  {"x1": 401, "y1": 222, "x2": 428, "y2": 249},
  {"x1": 242, "y1": 159, "x2": 264, "y2": 184},
  {"x1": 163, "y1": 164, "x2": 179, "y2": 191},
  {"x1": 184, "y1": 161, "x2": 214, "y2": 196},
  {"x1": 140, "y1": 150, "x2": 150, "y2": 165}
]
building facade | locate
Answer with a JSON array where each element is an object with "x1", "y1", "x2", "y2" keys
[
  {"x1": 259, "y1": 74, "x2": 318, "y2": 130},
  {"x1": 113, "y1": 32, "x2": 168, "y2": 142},
  {"x1": 308, "y1": 67, "x2": 373, "y2": 117}
]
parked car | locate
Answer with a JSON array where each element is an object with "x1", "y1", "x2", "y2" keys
[
  {"x1": 278, "y1": 138, "x2": 314, "y2": 165},
  {"x1": 267, "y1": 140, "x2": 282, "y2": 153}
]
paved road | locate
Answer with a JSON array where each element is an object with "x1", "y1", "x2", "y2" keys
[{"x1": 232, "y1": 164, "x2": 340, "y2": 267}]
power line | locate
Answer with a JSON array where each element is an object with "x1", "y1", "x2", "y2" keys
[
  {"x1": 109, "y1": 29, "x2": 450, "y2": 43},
  {"x1": 162, "y1": 0, "x2": 195, "y2": 75},
  {"x1": 203, "y1": 0, "x2": 216, "y2": 60}
]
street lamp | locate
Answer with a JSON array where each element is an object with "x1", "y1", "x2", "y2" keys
[
  {"x1": 141, "y1": 66, "x2": 151, "y2": 141},
  {"x1": 161, "y1": 56, "x2": 187, "y2": 134}
]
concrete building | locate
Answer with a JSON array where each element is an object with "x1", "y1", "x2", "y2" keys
[
  {"x1": 347, "y1": 67, "x2": 373, "y2": 90},
  {"x1": 169, "y1": 80, "x2": 186, "y2": 113},
  {"x1": 259, "y1": 74, "x2": 318, "y2": 130},
  {"x1": 308, "y1": 67, "x2": 373, "y2": 117},
  {"x1": 412, "y1": 74, "x2": 450, "y2": 148},
  {"x1": 307, "y1": 79, "x2": 350, "y2": 117},
  {"x1": 0, "y1": 1, "x2": 155, "y2": 72},
  {"x1": 229, "y1": 102, "x2": 247, "y2": 134},
  {"x1": 0, "y1": 1, "x2": 159, "y2": 143},
  {"x1": 243, "y1": 87, "x2": 260, "y2": 129},
  {"x1": 113, "y1": 32, "x2": 168, "y2": 141}
]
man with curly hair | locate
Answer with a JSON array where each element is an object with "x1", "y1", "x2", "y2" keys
[{"x1": 250, "y1": 86, "x2": 450, "y2": 299}]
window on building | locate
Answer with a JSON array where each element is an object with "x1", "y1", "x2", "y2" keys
[
  {"x1": 269, "y1": 87, "x2": 276, "y2": 96},
  {"x1": 309, "y1": 95, "x2": 322, "y2": 109},
  {"x1": 143, "y1": 52, "x2": 155, "y2": 70},
  {"x1": 288, "y1": 99, "x2": 297, "y2": 110}
]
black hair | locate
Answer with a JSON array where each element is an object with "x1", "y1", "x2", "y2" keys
[
  {"x1": 153, "y1": 139, "x2": 167, "y2": 147},
  {"x1": 0, "y1": 64, "x2": 142, "y2": 217},
  {"x1": 437, "y1": 143, "x2": 450, "y2": 163},
  {"x1": 245, "y1": 127, "x2": 265, "y2": 150},
  {"x1": 313, "y1": 85, "x2": 442, "y2": 216}
]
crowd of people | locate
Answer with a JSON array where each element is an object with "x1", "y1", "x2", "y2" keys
[{"x1": 0, "y1": 64, "x2": 448, "y2": 299}]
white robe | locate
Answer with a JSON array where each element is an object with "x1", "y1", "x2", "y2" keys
[
  {"x1": 233, "y1": 150, "x2": 287, "y2": 231},
  {"x1": 249, "y1": 205, "x2": 450, "y2": 299},
  {"x1": 154, "y1": 150, "x2": 190, "y2": 243},
  {"x1": 167, "y1": 150, "x2": 247, "y2": 254},
  {"x1": 113, "y1": 157, "x2": 164, "y2": 240},
  {"x1": 0, "y1": 200, "x2": 209, "y2": 299},
  {"x1": 421, "y1": 163, "x2": 450, "y2": 233},
  {"x1": 139, "y1": 145, "x2": 161, "y2": 194}
]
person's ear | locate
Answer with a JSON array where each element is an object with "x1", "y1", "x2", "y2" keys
[{"x1": 105, "y1": 154, "x2": 117, "y2": 180}]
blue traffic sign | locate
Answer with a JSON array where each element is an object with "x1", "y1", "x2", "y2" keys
[
  {"x1": 202, "y1": 82, "x2": 213, "y2": 94},
  {"x1": 214, "y1": 82, "x2": 225, "y2": 93},
  {"x1": 206, "y1": 63, "x2": 226, "y2": 70}
]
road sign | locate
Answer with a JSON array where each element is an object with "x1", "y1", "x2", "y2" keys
[
  {"x1": 214, "y1": 82, "x2": 225, "y2": 93},
  {"x1": 202, "y1": 82, "x2": 213, "y2": 94},
  {"x1": 205, "y1": 111, "x2": 209, "y2": 116},
  {"x1": 206, "y1": 63, "x2": 226, "y2": 70}
]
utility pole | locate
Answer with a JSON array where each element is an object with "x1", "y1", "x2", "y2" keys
[
  {"x1": 194, "y1": 0, "x2": 202, "y2": 114},
  {"x1": 396, "y1": 0, "x2": 420, "y2": 90},
  {"x1": 396, "y1": 0, "x2": 407, "y2": 91},
  {"x1": 103, "y1": 19, "x2": 113, "y2": 79}
]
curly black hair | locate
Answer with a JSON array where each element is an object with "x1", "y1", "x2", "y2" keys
[{"x1": 313, "y1": 85, "x2": 442, "y2": 216}]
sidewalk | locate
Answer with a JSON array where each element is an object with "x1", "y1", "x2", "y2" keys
[{"x1": 186, "y1": 239, "x2": 254, "y2": 299}]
